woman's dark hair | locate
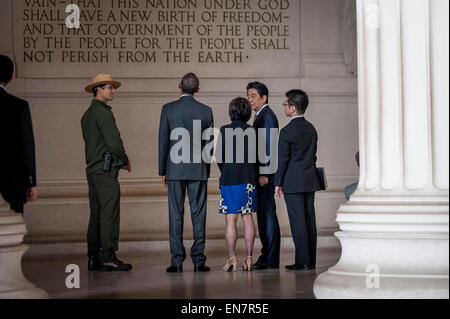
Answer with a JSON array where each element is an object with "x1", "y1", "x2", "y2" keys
[
  {"x1": 0, "y1": 55, "x2": 14, "y2": 84},
  {"x1": 246, "y1": 81, "x2": 269, "y2": 104},
  {"x1": 286, "y1": 89, "x2": 309, "y2": 114},
  {"x1": 229, "y1": 97, "x2": 252, "y2": 122}
]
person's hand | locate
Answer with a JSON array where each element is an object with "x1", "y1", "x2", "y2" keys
[
  {"x1": 259, "y1": 176, "x2": 269, "y2": 187},
  {"x1": 162, "y1": 176, "x2": 168, "y2": 189},
  {"x1": 27, "y1": 187, "x2": 38, "y2": 202},
  {"x1": 275, "y1": 186, "x2": 283, "y2": 199},
  {"x1": 122, "y1": 163, "x2": 132, "y2": 173}
]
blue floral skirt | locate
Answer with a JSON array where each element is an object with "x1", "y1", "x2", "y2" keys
[{"x1": 219, "y1": 184, "x2": 257, "y2": 215}]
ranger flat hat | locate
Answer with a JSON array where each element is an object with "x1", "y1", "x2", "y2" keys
[{"x1": 85, "y1": 74, "x2": 121, "y2": 93}]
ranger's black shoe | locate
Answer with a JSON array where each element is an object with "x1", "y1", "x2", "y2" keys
[
  {"x1": 88, "y1": 255, "x2": 101, "y2": 271},
  {"x1": 100, "y1": 260, "x2": 132, "y2": 272}
]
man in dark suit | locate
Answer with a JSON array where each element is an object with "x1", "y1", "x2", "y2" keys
[
  {"x1": 247, "y1": 82, "x2": 281, "y2": 270},
  {"x1": 0, "y1": 55, "x2": 38, "y2": 213},
  {"x1": 159, "y1": 73, "x2": 214, "y2": 273},
  {"x1": 275, "y1": 89, "x2": 321, "y2": 271}
]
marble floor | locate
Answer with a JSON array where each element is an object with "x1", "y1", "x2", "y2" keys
[{"x1": 22, "y1": 248, "x2": 341, "y2": 299}]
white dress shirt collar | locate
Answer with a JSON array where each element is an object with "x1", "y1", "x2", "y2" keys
[
  {"x1": 256, "y1": 104, "x2": 269, "y2": 116},
  {"x1": 289, "y1": 115, "x2": 304, "y2": 123},
  {"x1": 0, "y1": 84, "x2": 7, "y2": 92}
]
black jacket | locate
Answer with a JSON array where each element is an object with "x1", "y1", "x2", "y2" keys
[
  {"x1": 253, "y1": 105, "x2": 279, "y2": 181},
  {"x1": 81, "y1": 99, "x2": 129, "y2": 175},
  {"x1": 274, "y1": 117, "x2": 320, "y2": 193},
  {"x1": 0, "y1": 88, "x2": 36, "y2": 213},
  {"x1": 217, "y1": 120, "x2": 258, "y2": 186},
  {"x1": 158, "y1": 95, "x2": 214, "y2": 181}
]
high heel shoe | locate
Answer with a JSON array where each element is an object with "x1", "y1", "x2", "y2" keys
[
  {"x1": 223, "y1": 256, "x2": 238, "y2": 272},
  {"x1": 242, "y1": 256, "x2": 253, "y2": 271}
]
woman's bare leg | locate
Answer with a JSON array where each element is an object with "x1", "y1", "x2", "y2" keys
[
  {"x1": 241, "y1": 214, "x2": 256, "y2": 257},
  {"x1": 225, "y1": 214, "x2": 239, "y2": 258}
]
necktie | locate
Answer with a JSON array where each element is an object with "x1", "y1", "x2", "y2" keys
[{"x1": 253, "y1": 114, "x2": 258, "y2": 125}]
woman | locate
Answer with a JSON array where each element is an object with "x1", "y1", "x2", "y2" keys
[{"x1": 218, "y1": 97, "x2": 258, "y2": 272}]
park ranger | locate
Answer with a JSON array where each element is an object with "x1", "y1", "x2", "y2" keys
[{"x1": 81, "y1": 73, "x2": 132, "y2": 272}]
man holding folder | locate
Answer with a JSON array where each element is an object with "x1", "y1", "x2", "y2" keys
[{"x1": 274, "y1": 89, "x2": 321, "y2": 271}]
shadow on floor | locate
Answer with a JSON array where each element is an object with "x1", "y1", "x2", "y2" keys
[{"x1": 22, "y1": 247, "x2": 341, "y2": 299}]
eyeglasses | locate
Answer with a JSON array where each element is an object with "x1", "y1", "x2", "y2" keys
[{"x1": 101, "y1": 85, "x2": 115, "y2": 90}]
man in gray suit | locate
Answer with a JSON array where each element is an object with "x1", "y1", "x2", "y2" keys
[{"x1": 158, "y1": 73, "x2": 214, "y2": 273}]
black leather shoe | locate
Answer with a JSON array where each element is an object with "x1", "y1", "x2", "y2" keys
[
  {"x1": 253, "y1": 263, "x2": 264, "y2": 270},
  {"x1": 285, "y1": 264, "x2": 315, "y2": 271},
  {"x1": 194, "y1": 264, "x2": 210, "y2": 272},
  {"x1": 254, "y1": 263, "x2": 279, "y2": 270},
  {"x1": 100, "y1": 260, "x2": 132, "y2": 272},
  {"x1": 166, "y1": 265, "x2": 183, "y2": 273},
  {"x1": 267, "y1": 264, "x2": 280, "y2": 269},
  {"x1": 88, "y1": 255, "x2": 100, "y2": 271},
  {"x1": 254, "y1": 257, "x2": 265, "y2": 267}
]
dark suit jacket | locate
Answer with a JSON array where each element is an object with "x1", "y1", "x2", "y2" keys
[
  {"x1": 0, "y1": 87, "x2": 36, "y2": 213},
  {"x1": 158, "y1": 95, "x2": 214, "y2": 181},
  {"x1": 274, "y1": 117, "x2": 320, "y2": 193},
  {"x1": 217, "y1": 120, "x2": 258, "y2": 186},
  {"x1": 253, "y1": 105, "x2": 279, "y2": 182}
]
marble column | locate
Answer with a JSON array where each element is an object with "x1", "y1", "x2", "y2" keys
[
  {"x1": 314, "y1": 0, "x2": 449, "y2": 298},
  {"x1": 0, "y1": 199, "x2": 48, "y2": 298}
]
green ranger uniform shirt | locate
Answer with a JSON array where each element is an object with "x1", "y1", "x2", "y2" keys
[{"x1": 81, "y1": 99, "x2": 129, "y2": 175}]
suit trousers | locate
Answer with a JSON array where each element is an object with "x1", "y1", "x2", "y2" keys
[
  {"x1": 284, "y1": 192, "x2": 317, "y2": 267},
  {"x1": 168, "y1": 180, "x2": 207, "y2": 267},
  {"x1": 86, "y1": 169, "x2": 121, "y2": 263},
  {"x1": 256, "y1": 182, "x2": 281, "y2": 265}
]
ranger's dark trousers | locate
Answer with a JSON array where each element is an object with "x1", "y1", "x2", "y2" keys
[
  {"x1": 256, "y1": 182, "x2": 281, "y2": 265},
  {"x1": 284, "y1": 192, "x2": 317, "y2": 267},
  {"x1": 86, "y1": 169, "x2": 120, "y2": 263},
  {"x1": 168, "y1": 180, "x2": 207, "y2": 267}
]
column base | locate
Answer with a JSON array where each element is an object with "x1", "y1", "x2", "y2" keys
[
  {"x1": 314, "y1": 269, "x2": 449, "y2": 299},
  {"x1": 313, "y1": 231, "x2": 449, "y2": 299},
  {"x1": 0, "y1": 207, "x2": 49, "y2": 299},
  {"x1": 0, "y1": 244, "x2": 49, "y2": 299},
  {"x1": 0, "y1": 286, "x2": 49, "y2": 299}
]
